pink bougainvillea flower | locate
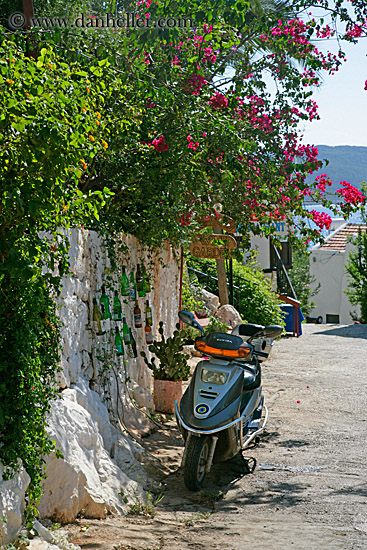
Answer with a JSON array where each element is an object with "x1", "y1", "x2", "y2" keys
[
  {"x1": 315, "y1": 173, "x2": 333, "y2": 194},
  {"x1": 187, "y1": 135, "x2": 199, "y2": 151},
  {"x1": 336, "y1": 181, "x2": 366, "y2": 205},
  {"x1": 208, "y1": 92, "x2": 228, "y2": 110},
  {"x1": 183, "y1": 74, "x2": 207, "y2": 96},
  {"x1": 310, "y1": 210, "x2": 332, "y2": 230},
  {"x1": 179, "y1": 212, "x2": 193, "y2": 226},
  {"x1": 152, "y1": 135, "x2": 168, "y2": 152}
]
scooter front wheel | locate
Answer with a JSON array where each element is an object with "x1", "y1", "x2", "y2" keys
[{"x1": 184, "y1": 435, "x2": 210, "y2": 491}]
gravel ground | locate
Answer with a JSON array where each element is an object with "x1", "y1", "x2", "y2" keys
[{"x1": 64, "y1": 323, "x2": 367, "y2": 550}]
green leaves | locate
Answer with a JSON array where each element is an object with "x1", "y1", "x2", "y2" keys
[
  {"x1": 90, "y1": 66, "x2": 103, "y2": 77},
  {"x1": 0, "y1": 274, "x2": 62, "y2": 509}
]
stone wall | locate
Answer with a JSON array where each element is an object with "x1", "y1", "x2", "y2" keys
[{"x1": 1, "y1": 229, "x2": 180, "y2": 540}]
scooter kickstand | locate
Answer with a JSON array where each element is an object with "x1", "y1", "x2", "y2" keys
[{"x1": 239, "y1": 451, "x2": 257, "y2": 474}]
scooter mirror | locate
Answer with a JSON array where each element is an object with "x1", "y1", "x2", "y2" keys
[
  {"x1": 263, "y1": 325, "x2": 283, "y2": 339},
  {"x1": 178, "y1": 310, "x2": 205, "y2": 335}
]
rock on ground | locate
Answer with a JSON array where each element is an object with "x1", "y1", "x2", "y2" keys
[
  {"x1": 27, "y1": 520, "x2": 81, "y2": 550},
  {"x1": 215, "y1": 304, "x2": 242, "y2": 328},
  {"x1": 0, "y1": 464, "x2": 30, "y2": 546},
  {"x1": 198, "y1": 289, "x2": 220, "y2": 316},
  {"x1": 38, "y1": 385, "x2": 147, "y2": 523}
]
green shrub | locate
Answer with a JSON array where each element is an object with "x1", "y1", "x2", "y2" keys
[
  {"x1": 287, "y1": 248, "x2": 320, "y2": 316},
  {"x1": 181, "y1": 269, "x2": 206, "y2": 314},
  {"x1": 0, "y1": 275, "x2": 63, "y2": 518},
  {"x1": 205, "y1": 316, "x2": 230, "y2": 334},
  {"x1": 345, "y1": 223, "x2": 367, "y2": 322}
]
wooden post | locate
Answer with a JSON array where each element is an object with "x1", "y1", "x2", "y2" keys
[
  {"x1": 213, "y1": 227, "x2": 229, "y2": 306},
  {"x1": 22, "y1": 0, "x2": 38, "y2": 59},
  {"x1": 179, "y1": 246, "x2": 184, "y2": 311},
  {"x1": 22, "y1": 0, "x2": 34, "y2": 29},
  {"x1": 229, "y1": 259, "x2": 234, "y2": 305}
]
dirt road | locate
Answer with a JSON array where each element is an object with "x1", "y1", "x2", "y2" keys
[{"x1": 65, "y1": 324, "x2": 367, "y2": 550}]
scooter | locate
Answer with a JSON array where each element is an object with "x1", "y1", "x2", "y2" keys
[{"x1": 175, "y1": 310, "x2": 283, "y2": 491}]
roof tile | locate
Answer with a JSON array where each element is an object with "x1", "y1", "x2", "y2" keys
[{"x1": 319, "y1": 223, "x2": 367, "y2": 250}]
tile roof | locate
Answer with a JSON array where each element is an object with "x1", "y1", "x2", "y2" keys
[{"x1": 319, "y1": 223, "x2": 367, "y2": 250}]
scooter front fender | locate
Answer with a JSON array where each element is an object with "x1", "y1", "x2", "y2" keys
[{"x1": 175, "y1": 399, "x2": 246, "y2": 436}]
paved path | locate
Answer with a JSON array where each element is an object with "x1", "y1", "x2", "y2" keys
[{"x1": 65, "y1": 324, "x2": 367, "y2": 550}]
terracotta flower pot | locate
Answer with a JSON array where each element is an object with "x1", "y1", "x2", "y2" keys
[{"x1": 153, "y1": 379, "x2": 182, "y2": 414}]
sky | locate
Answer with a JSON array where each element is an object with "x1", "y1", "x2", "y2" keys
[{"x1": 301, "y1": 37, "x2": 367, "y2": 147}]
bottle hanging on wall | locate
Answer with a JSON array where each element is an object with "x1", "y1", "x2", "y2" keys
[
  {"x1": 92, "y1": 298, "x2": 103, "y2": 335},
  {"x1": 120, "y1": 266, "x2": 130, "y2": 296},
  {"x1": 115, "y1": 327, "x2": 124, "y2": 356},
  {"x1": 130, "y1": 271, "x2": 136, "y2": 301},
  {"x1": 145, "y1": 317, "x2": 153, "y2": 344},
  {"x1": 113, "y1": 291, "x2": 122, "y2": 321},
  {"x1": 122, "y1": 317, "x2": 131, "y2": 345},
  {"x1": 136, "y1": 263, "x2": 146, "y2": 297},
  {"x1": 134, "y1": 300, "x2": 142, "y2": 328},
  {"x1": 100, "y1": 286, "x2": 111, "y2": 319},
  {"x1": 145, "y1": 299, "x2": 152, "y2": 326},
  {"x1": 129, "y1": 331, "x2": 138, "y2": 358},
  {"x1": 143, "y1": 266, "x2": 151, "y2": 293}
]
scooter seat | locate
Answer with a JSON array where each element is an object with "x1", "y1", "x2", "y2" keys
[
  {"x1": 242, "y1": 365, "x2": 261, "y2": 392},
  {"x1": 233, "y1": 323, "x2": 265, "y2": 337}
]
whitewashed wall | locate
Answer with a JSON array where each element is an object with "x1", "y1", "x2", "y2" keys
[
  {"x1": 310, "y1": 246, "x2": 360, "y2": 324},
  {"x1": 1, "y1": 229, "x2": 180, "y2": 539},
  {"x1": 39, "y1": 229, "x2": 180, "y2": 522},
  {"x1": 57, "y1": 229, "x2": 179, "y2": 412}
]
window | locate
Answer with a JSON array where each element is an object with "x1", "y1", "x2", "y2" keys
[
  {"x1": 326, "y1": 314, "x2": 340, "y2": 324},
  {"x1": 270, "y1": 239, "x2": 293, "y2": 270}
]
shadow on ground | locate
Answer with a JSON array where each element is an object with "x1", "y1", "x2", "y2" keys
[{"x1": 314, "y1": 324, "x2": 367, "y2": 339}]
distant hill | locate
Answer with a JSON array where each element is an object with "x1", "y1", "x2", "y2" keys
[{"x1": 305, "y1": 145, "x2": 367, "y2": 201}]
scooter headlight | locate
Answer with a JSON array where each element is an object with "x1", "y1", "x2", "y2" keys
[{"x1": 201, "y1": 368, "x2": 229, "y2": 385}]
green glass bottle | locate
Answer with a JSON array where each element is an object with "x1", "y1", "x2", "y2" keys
[
  {"x1": 145, "y1": 299, "x2": 152, "y2": 326},
  {"x1": 113, "y1": 291, "x2": 122, "y2": 321},
  {"x1": 122, "y1": 316, "x2": 131, "y2": 345},
  {"x1": 143, "y1": 266, "x2": 151, "y2": 293},
  {"x1": 136, "y1": 263, "x2": 146, "y2": 297},
  {"x1": 100, "y1": 286, "x2": 111, "y2": 319},
  {"x1": 115, "y1": 327, "x2": 124, "y2": 356},
  {"x1": 130, "y1": 271, "x2": 136, "y2": 301},
  {"x1": 129, "y1": 331, "x2": 138, "y2": 358},
  {"x1": 120, "y1": 266, "x2": 130, "y2": 296},
  {"x1": 92, "y1": 298, "x2": 103, "y2": 335}
]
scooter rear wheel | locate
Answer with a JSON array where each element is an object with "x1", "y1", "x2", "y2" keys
[{"x1": 184, "y1": 435, "x2": 210, "y2": 491}]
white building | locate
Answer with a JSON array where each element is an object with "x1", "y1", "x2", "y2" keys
[{"x1": 310, "y1": 223, "x2": 366, "y2": 324}]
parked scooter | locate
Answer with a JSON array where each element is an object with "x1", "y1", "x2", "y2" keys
[{"x1": 175, "y1": 310, "x2": 283, "y2": 491}]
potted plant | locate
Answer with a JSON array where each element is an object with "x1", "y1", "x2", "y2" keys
[{"x1": 141, "y1": 322, "x2": 190, "y2": 413}]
